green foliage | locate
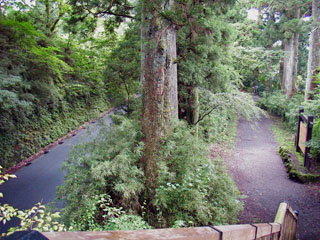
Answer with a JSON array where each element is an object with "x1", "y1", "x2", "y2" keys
[
  {"x1": 58, "y1": 111, "x2": 243, "y2": 229},
  {"x1": 198, "y1": 89, "x2": 265, "y2": 142},
  {"x1": 104, "y1": 23, "x2": 141, "y2": 106},
  {"x1": 0, "y1": 9, "x2": 126, "y2": 169},
  {"x1": 65, "y1": 193, "x2": 150, "y2": 231},
  {"x1": 231, "y1": 45, "x2": 282, "y2": 94},
  {"x1": 259, "y1": 92, "x2": 320, "y2": 158},
  {"x1": 309, "y1": 118, "x2": 320, "y2": 159},
  {"x1": 233, "y1": 0, "x2": 310, "y2": 94},
  {"x1": 57, "y1": 115, "x2": 145, "y2": 230},
  {"x1": 155, "y1": 121, "x2": 243, "y2": 226},
  {"x1": 0, "y1": 166, "x2": 66, "y2": 237},
  {"x1": 177, "y1": 1, "x2": 238, "y2": 93},
  {"x1": 65, "y1": 0, "x2": 134, "y2": 35},
  {"x1": 258, "y1": 92, "x2": 303, "y2": 130}
]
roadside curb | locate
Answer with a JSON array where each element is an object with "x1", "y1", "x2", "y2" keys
[
  {"x1": 278, "y1": 146, "x2": 320, "y2": 183},
  {"x1": 5, "y1": 107, "x2": 115, "y2": 174}
]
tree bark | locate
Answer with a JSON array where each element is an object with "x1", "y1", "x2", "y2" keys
[
  {"x1": 178, "y1": 83, "x2": 198, "y2": 122},
  {"x1": 282, "y1": 38, "x2": 295, "y2": 96},
  {"x1": 140, "y1": 0, "x2": 178, "y2": 198},
  {"x1": 305, "y1": 0, "x2": 320, "y2": 100},
  {"x1": 281, "y1": 8, "x2": 300, "y2": 97}
]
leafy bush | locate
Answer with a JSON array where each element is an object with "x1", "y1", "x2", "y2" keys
[
  {"x1": 58, "y1": 112, "x2": 243, "y2": 230},
  {"x1": 0, "y1": 166, "x2": 66, "y2": 237},
  {"x1": 65, "y1": 193, "x2": 150, "y2": 231},
  {"x1": 310, "y1": 118, "x2": 320, "y2": 159},
  {"x1": 0, "y1": 17, "x2": 118, "y2": 169},
  {"x1": 258, "y1": 91, "x2": 304, "y2": 130},
  {"x1": 199, "y1": 89, "x2": 265, "y2": 142},
  {"x1": 155, "y1": 121, "x2": 243, "y2": 226},
  {"x1": 57, "y1": 116, "x2": 145, "y2": 230},
  {"x1": 258, "y1": 92, "x2": 320, "y2": 158}
]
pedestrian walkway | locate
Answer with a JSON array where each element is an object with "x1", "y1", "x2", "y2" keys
[{"x1": 225, "y1": 116, "x2": 320, "y2": 240}]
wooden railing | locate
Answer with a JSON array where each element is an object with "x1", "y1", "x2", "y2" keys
[
  {"x1": 274, "y1": 202, "x2": 298, "y2": 240},
  {"x1": 41, "y1": 202, "x2": 297, "y2": 240}
]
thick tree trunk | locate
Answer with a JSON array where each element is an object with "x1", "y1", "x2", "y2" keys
[
  {"x1": 141, "y1": 0, "x2": 178, "y2": 198},
  {"x1": 282, "y1": 8, "x2": 300, "y2": 97},
  {"x1": 178, "y1": 83, "x2": 199, "y2": 123},
  {"x1": 280, "y1": 45, "x2": 284, "y2": 89},
  {"x1": 305, "y1": 0, "x2": 320, "y2": 100},
  {"x1": 293, "y1": 30, "x2": 299, "y2": 94},
  {"x1": 282, "y1": 38, "x2": 295, "y2": 96}
]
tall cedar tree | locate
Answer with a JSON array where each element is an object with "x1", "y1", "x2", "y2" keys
[
  {"x1": 254, "y1": 0, "x2": 309, "y2": 96},
  {"x1": 140, "y1": 0, "x2": 178, "y2": 200},
  {"x1": 305, "y1": 0, "x2": 320, "y2": 100}
]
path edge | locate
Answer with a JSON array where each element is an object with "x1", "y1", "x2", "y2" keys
[{"x1": 5, "y1": 107, "x2": 115, "y2": 174}]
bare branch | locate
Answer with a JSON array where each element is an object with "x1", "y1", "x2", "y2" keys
[{"x1": 194, "y1": 105, "x2": 218, "y2": 125}]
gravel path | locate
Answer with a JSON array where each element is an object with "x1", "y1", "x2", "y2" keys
[{"x1": 225, "y1": 116, "x2": 320, "y2": 240}]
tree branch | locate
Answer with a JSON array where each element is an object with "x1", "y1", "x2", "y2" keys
[
  {"x1": 94, "y1": 10, "x2": 135, "y2": 19},
  {"x1": 194, "y1": 105, "x2": 218, "y2": 125}
]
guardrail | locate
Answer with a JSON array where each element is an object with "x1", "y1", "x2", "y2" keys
[
  {"x1": 9, "y1": 202, "x2": 298, "y2": 240},
  {"x1": 274, "y1": 202, "x2": 298, "y2": 240}
]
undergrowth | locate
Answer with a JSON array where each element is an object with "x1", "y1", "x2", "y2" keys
[
  {"x1": 57, "y1": 98, "x2": 245, "y2": 230},
  {"x1": 258, "y1": 91, "x2": 320, "y2": 159},
  {"x1": 0, "y1": 93, "x2": 110, "y2": 169},
  {"x1": 271, "y1": 118, "x2": 304, "y2": 167}
]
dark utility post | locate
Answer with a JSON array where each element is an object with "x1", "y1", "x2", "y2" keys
[
  {"x1": 295, "y1": 106, "x2": 304, "y2": 152},
  {"x1": 295, "y1": 106, "x2": 314, "y2": 169},
  {"x1": 305, "y1": 115, "x2": 314, "y2": 169}
]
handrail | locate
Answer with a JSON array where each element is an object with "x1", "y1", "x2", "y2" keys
[
  {"x1": 39, "y1": 202, "x2": 296, "y2": 240},
  {"x1": 42, "y1": 224, "x2": 281, "y2": 240},
  {"x1": 274, "y1": 202, "x2": 298, "y2": 240}
]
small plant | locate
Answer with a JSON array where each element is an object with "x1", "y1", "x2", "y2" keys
[
  {"x1": 0, "y1": 166, "x2": 66, "y2": 237},
  {"x1": 278, "y1": 146, "x2": 320, "y2": 183},
  {"x1": 67, "y1": 193, "x2": 150, "y2": 231}
]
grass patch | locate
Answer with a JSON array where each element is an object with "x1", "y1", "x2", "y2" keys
[
  {"x1": 271, "y1": 117, "x2": 304, "y2": 167},
  {"x1": 272, "y1": 116, "x2": 320, "y2": 183}
]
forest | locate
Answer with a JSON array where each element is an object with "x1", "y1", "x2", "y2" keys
[{"x1": 0, "y1": 0, "x2": 320, "y2": 236}]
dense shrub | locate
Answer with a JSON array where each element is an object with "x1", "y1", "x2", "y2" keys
[
  {"x1": 57, "y1": 111, "x2": 243, "y2": 230},
  {"x1": 155, "y1": 121, "x2": 242, "y2": 226},
  {"x1": 199, "y1": 89, "x2": 265, "y2": 142},
  {"x1": 0, "y1": 17, "x2": 133, "y2": 169},
  {"x1": 57, "y1": 115, "x2": 145, "y2": 230},
  {"x1": 258, "y1": 91, "x2": 320, "y2": 158},
  {"x1": 258, "y1": 92, "x2": 304, "y2": 130}
]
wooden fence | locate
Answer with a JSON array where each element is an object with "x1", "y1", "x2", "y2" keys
[
  {"x1": 41, "y1": 202, "x2": 298, "y2": 240},
  {"x1": 295, "y1": 106, "x2": 314, "y2": 168}
]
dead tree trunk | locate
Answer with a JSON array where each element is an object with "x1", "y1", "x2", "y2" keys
[
  {"x1": 140, "y1": 0, "x2": 178, "y2": 199},
  {"x1": 305, "y1": 0, "x2": 320, "y2": 100}
]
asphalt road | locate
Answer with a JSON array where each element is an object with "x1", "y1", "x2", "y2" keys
[{"x1": 0, "y1": 109, "x2": 119, "y2": 233}]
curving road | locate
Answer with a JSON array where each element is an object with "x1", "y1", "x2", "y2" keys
[{"x1": 0, "y1": 108, "x2": 121, "y2": 234}]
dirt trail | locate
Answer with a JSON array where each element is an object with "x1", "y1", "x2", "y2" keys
[{"x1": 225, "y1": 116, "x2": 320, "y2": 240}]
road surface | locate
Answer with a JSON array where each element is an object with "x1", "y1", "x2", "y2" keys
[{"x1": 0, "y1": 108, "x2": 120, "y2": 233}]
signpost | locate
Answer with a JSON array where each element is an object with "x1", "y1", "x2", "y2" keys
[{"x1": 295, "y1": 107, "x2": 314, "y2": 169}]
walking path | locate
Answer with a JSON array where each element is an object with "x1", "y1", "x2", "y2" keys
[{"x1": 225, "y1": 116, "x2": 320, "y2": 240}]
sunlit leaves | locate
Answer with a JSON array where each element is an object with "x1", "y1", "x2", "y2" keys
[{"x1": 0, "y1": 166, "x2": 66, "y2": 237}]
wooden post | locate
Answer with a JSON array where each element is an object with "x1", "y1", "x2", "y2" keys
[
  {"x1": 304, "y1": 115, "x2": 314, "y2": 169},
  {"x1": 295, "y1": 106, "x2": 314, "y2": 169},
  {"x1": 274, "y1": 202, "x2": 298, "y2": 240},
  {"x1": 295, "y1": 106, "x2": 304, "y2": 152}
]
